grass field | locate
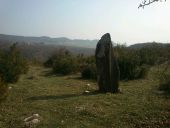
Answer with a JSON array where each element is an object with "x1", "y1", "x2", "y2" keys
[{"x1": 0, "y1": 66, "x2": 169, "y2": 128}]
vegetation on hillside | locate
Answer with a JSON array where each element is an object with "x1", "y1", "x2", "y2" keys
[
  {"x1": 45, "y1": 43, "x2": 170, "y2": 81},
  {"x1": 156, "y1": 63, "x2": 170, "y2": 93},
  {"x1": 0, "y1": 41, "x2": 169, "y2": 127},
  {"x1": 0, "y1": 43, "x2": 28, "y2": 102}
]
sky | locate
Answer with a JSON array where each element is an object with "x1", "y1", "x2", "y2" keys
[{"x1": 0, "y1": 0, "x2": 170, "y2": 45}]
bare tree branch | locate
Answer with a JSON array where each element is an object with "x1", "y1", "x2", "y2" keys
[{"x1": 138, "y1": 0, "x2": 166, "y2": 9}]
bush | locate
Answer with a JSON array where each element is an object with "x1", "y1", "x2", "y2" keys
[
  {"x1": 0, "y1": 43, "x2": 28, "y2": 83},
  {"x1": 0, "y1": 77, "x2": 8, "y2": 103},
  {"x1": 115, "y1": 46, "x2": 139, "y2": 80},
  {"x1": 46, "y1": 49, "x2": 77, "y2": 75},
  {"x1": 53, "y1": 56, "x2": 77, "y2": 75},
  {"x1": 114, "y1": 45, "x2": 151, "y2": 80},
  {"x1": 79, "y1": 56, "x2": 96, "y2": 80},
  {"x1": 44, "y1": 57, "x2": 54, "y2": 67},
  {"x1": 158, "y1": 63, "x2": 170, "y2": 92},
  {"x1": 81, "y1": 64, "x2": 97, "y2": 80},
  {"x1": 135, "y1": 65, "x2": 150, "y2": 79}
]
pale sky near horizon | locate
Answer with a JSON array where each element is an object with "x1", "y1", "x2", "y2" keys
[{"x1": 0, "y1": 0, "x2": 170, "y2": 45}]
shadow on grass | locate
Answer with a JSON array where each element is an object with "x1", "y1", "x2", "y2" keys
[
  {"x1": 160, "y1": 91, "x2": 170, "y2": 99},
  {"x1": 40, "y1": 69, "x2": 66, "y2": 78},
  {"x1": 40, "y1": 69, "x2": 54, "y2": 77},
  {"x1": 153, "y1": 89, "x2": 170, "y2": 100},
  {"x1": 27, "y1": 91, "x2": 100, "y2": 101},
  {"x1": 66, "y1": 75, "x2": 97, "y2": 83}
]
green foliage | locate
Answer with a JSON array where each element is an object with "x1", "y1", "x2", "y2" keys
[
  {"x1": 45, "y1": 43, "x2": 170, "y2": 80},
  {"x1": 79, "y1": 56, "x2": 96, "y2": 80},
  {"x1": 136, "y1": 64, "x2": 150, "y2": 79},
  {"x1": 158, "y1": 63, "x2": 170, "y2": 93},
  {"x1": 116, "y1": 47, "x2": 139, "y2": 80},
  {"x1": 44, "y1": 57, "x2": 54, "y2": 67},
  {"x1": 45, "y1": 49, "x2": 97, "y2": 77},
  {"x1": 80, "y1": 46, "x2": 151, "y2": 80},
  {"x1": 113, "y1": 43, "x2": 170, "y2": 80},
  {"x1": 46, "y1": 49, "x2": 77, "y2": 75},
  {"x1": 53, "y1": 56, "x2": 77, "y2": 75},
  {"x1": 0, "y1": 43, "x2": 28, "y2": 83},
  {"x1": 114, "y1": 45, "x2": 149, "y2": 80},
  {"x1": 138, "y1": 48, "x2": 156, "y2": 65},
  {"x1": 81, "y1": 64, "x2": 97, "y2": 80},
  {"x1": 0, "y1": 77, "x2": 8, "y2": 103}
]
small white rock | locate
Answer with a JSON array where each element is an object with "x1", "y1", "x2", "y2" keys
[
  {"x1": 8, "y1": 86, "x2": 12, "y2": 90},
  {"x1": 33, "y1": 113, "x2": 40, "y2": 118},
  {"x1": 84, "y1": 90, "x2": 90, "y2": 93},
  {"x1": 61, "y1": 120, "x2": 64, "y2": 124},
  {"x1": 25, "y1": 119, "x2": 40, "y2": 127},
  {"x1": 31, "y1": 119, "x2": 40, "y2": 124},
  {"x1": 87, "y1": 84, "x2": 90, "y2": 86},
  {"x1": 75, "y1": 106, "x2": 85, "y2": 112},
  {"x1": 24, "y1": 116, "x2": 34, "y2": 122},
  {"x1": 24, "y1": 113, "x2": 40, "y2": 122}
]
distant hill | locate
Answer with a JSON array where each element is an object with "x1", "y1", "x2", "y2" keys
[
  {"x1": 1, "y1": 34, "x2": 169, "y2": 62},
  {"x1": 0, "y1": 40, "x2": 95, "y2": 62},
  {"x1": 1, "y1": 34, "x2": 169, "y2": 49},
  {"x1": 0, "y1": 34, "x2": 98, "y2": 48},
  {"x1": 129, "y1": 42, "x2": 170, "y2": 49}
]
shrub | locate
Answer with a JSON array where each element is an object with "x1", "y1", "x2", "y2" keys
[
  {"x1": 81, "y1": 64, "x2": 97, "y2": 80},
  {"x1": 138, "y1": 47, "x2": 157, "y2": 65},
  {"x1": 115, "y1": 46, "x2": 140, "y2": 80},
  {"x1": 137, "y1": 65, "x2": 150, "y2": 79},
  {"x1": 0, "y1": 77, "x2": 8, "y2": 103},
  {"x1": 0, "y1": 43, "x2": 28, "y2": 83},
  {"x1": 114, "y1": 45, "x2": 152, "y2": 80},
  {"x1": 44, "y1": 57, "x2": 54, "y2": 67},
  {"x1": 47, "y1": 49, "x2": 78, "y2": 75},
  {"x1": 76, "y1": 55, "x2": 95, "y2": 72},
  {"x1": 53, "y1": 56, "x2": 77, "y2": 75},
  {"x1": 158, "y1": 63, "x2": 170, "y2": 93}
]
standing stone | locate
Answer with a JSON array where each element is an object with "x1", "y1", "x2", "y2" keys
[{"x1": 95, "y1": 33, "x2": 120, "y2": 93}]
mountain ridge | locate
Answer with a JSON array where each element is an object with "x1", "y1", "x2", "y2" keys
[
  {"x1": 0, "y1": 34, "x2": 169, "y2": 49},
  {"x1": 0, "y1": 34, "x2": 98, "y2": 48},
  {"x1": 129, "y1": 42, "x2": 170, "y2": 49}
]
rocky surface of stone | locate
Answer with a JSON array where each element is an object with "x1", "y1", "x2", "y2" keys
[{"x1": 95, "y1": 33, "x2": 120, "y2": 93}]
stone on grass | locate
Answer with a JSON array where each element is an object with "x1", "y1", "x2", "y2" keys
[
  {"x1": 24, "y1": 113, "x2": 40, "y2": 127},
  {"x1": 75, "y1": 106, "x2": 85, "y2": 112},
  {"x1": 95, "y1": 33, "x2": 120, "y2": 93},
  {"x1": 87, "y1": 84, "x2": 90, "y2": 87},
  {"x1": 31, "y1": 119, "x2": 40, "y2": 124},
  {"x1": 33, "y1": 113, "x2": 40, "y2": 118},
  {"x1": 25, "y1": 119, "x2": 40, "y2": 127},
  {"x1": 27, "y1": 75, "x2": 38, "y2": 80},
  {"x1": 24, "y1": 116, "x2": 35, "y2": 122},
  {"x1": 8, "y1": 86, "x2": 12, "y2": 90},
  {"x1": 84, "y1": 90, "x2": 90, "y2": 94}
]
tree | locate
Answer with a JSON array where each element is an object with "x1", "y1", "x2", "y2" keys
[
  {"x1": 0, "y1": 43, "x2": 28, "y2": 83},
  {"x1": 138, "y1": 0, "x2": 166, "y2": 9}
]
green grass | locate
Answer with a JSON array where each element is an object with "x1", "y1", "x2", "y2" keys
[{"x1": 0, "y1": 66, "x2": 169, "y2": 128}]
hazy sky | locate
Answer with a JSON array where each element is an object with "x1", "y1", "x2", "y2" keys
[{"x1": 0, "y1": 0, "x2": 170, "y2": 44}]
